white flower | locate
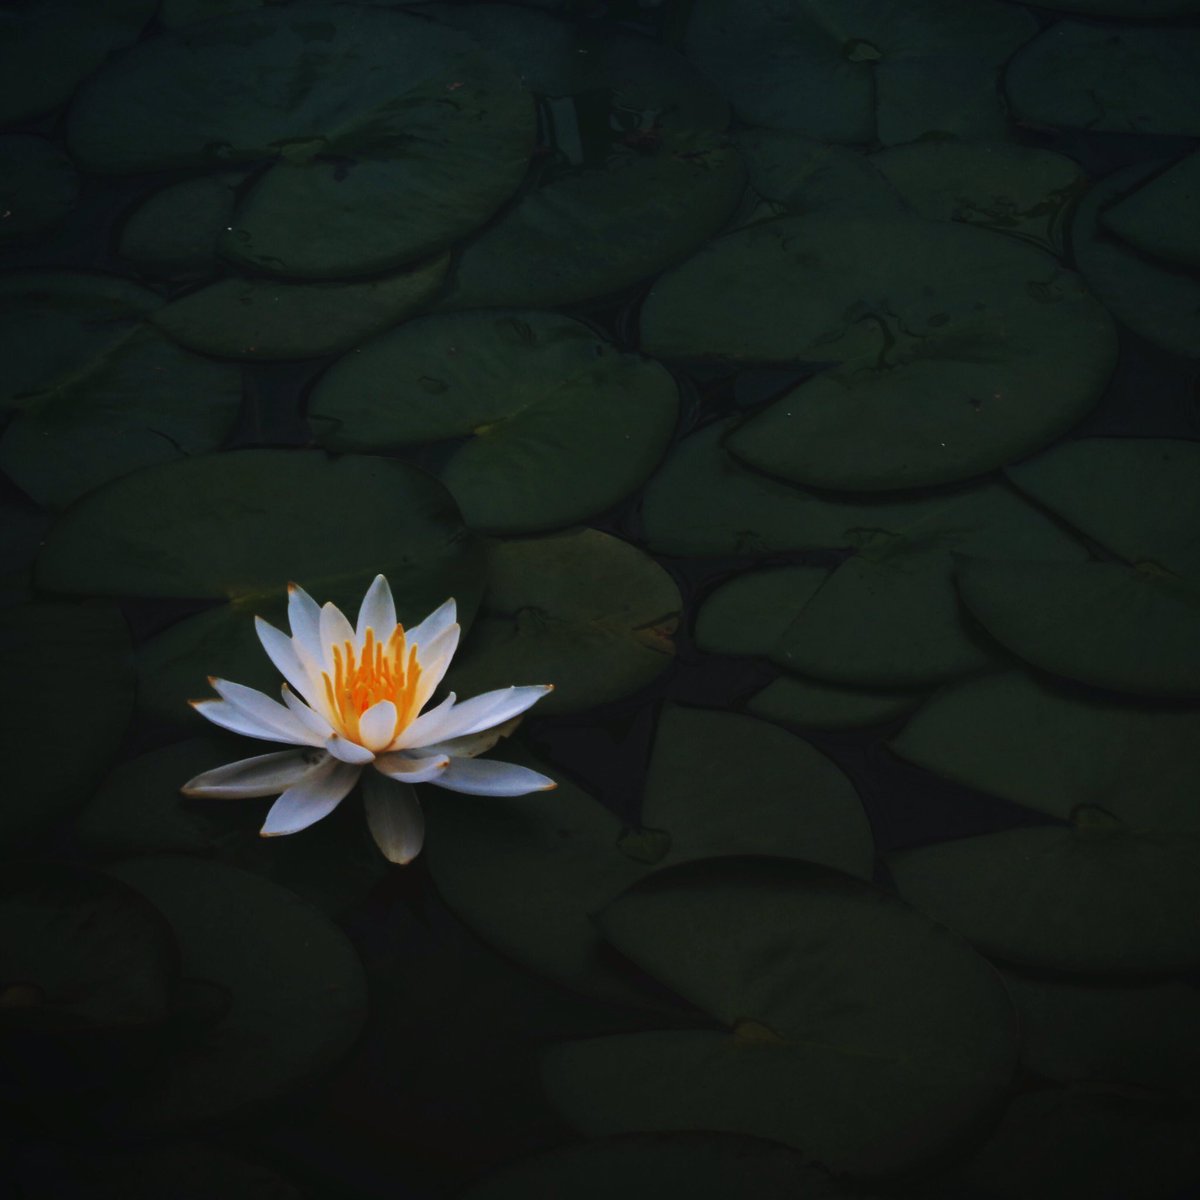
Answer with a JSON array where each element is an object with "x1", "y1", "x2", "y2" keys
[{"x1": 181, "y1": 575, "x2": 554, "y2": 864}]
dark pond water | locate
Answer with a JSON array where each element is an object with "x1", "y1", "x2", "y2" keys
[{"x1": 3, "y1": 1, "x2": 1200, "y2": 1198}]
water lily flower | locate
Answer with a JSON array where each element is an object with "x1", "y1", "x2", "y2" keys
[{"x1": 181, "y1": 575, "x2": 555, "y2": 864}]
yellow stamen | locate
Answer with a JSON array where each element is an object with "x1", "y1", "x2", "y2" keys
[{"x1": 319, "y1": 624, "x2": 422, "y2": 746}]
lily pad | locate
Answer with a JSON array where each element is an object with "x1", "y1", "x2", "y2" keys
[
  {"x1": 106, "y1": 856, "x2": 366, "y2": 1125},
  {"x1": 684, "y1": 0, "x2": 1035, "y2": 145},
  {"x1": 1101, "y1": 150, "x2": 1200, "y2": 271},
  {"x1": 0, "y1": 272, "x2": 242, "y2": 508},
  {"x1": 889, "y1": 670, "x2": 1200, "y2": 831},
  {"x1": 309, "y1": 311, "x2": 678, "y2": 533},
  {"x1": 871, "y1": 140, "x2": 1084, "y2": 255},
  {"x1": 1022, "y1": 0, "x2": 1200, "y2": 11},
  {"x1": 117, "y1": 174, "x2": 242, "y2": 278},
  {"x1": 747, "y1": 675, "x2": 924, "y2": 731},
  {"x1": 542, "y1": 857, "x2": 1017, "y2": 1176},
  {"x1": 158, "y1": 0, "x2": 265, "y2": 26},
  {"x1": 76, "y1": 738, "x2": 387, "y2": 915},
  {"x1": 0, "y1": 603, "x2": 133, "y2": 845},
  {"x1": 0, "y1": 136, "x2": 79, "y2": 242},
  {"x1": 694, "y1": 566, "x2": 829, "y2": 657},
  {"x1": 443, "y1": 529, "x2": 679, "y2": 714},
  {"x1": 1070, "y1": 163, "x2": 1200, "y2": 358},
  {"x1": 1003, "y1": 973, "x2": 1200, "y2": 1097},
  {"x1": 426, "y1": 707, "x2": 872, "y2": 1006},
  {"x1": 1006, "y1": 22, "x2": 1200, "y2": 136},
  {"x1": 414, "y1": 3, "x2": 744, "y2": 310},
  {"x1": 151, "y1": 254, "x2": 450, "y2": 361},
  {"x1": 67, "y1": 4, "x2": 535, "y2": 278},
  {"x1": 955, "y1": 557, "x2": 1200, "y2": 698},
  {"x1": 642, "y1": 214, "x2": 1115, "y2": 490}
]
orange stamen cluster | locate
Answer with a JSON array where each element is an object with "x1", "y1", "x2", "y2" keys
[{"x1": 321, "y1": 626, "x2": 422, "y2": 744}]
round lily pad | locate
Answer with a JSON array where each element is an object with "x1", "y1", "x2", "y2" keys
[
  {"x1": 684, "y1": 0, "x2": 1035, "y2": 145},
  {"x1": 955, "y1": 557, "x2": 1200, "y2": 698},
  {"x1": 443, "y1": 529, "x2": 679, "y2": 714},
  {"x1": 117, "y1": 174, "x2": 242, "y2": 278},
  {"x1": 426, "y1": 706, "x2": 872, "y2": 1006},
  {"x1": 67, "y1": 4, "x2": 535, "y2": 279},
  {"x1": 76, "y1": 737, "x2": 387, "y2": 916},
  {"x1": 888, "y1": 822, "x2": 1200, "y2": 973},
  {"x1": 0, "y1": 272, "x2": 242, "y2": 508},
  {"x1": 151, "y1": 254, "x2": 450, "y2": 361},
  {"x1": 889, "y1": 670, "x2": 1200, "y2": 831},
  {"x1": 642, "y1": 214, "x2": 1115, "y2": 490},
  {"x1": 1006, "y1": 22, "x2": 1200, "y2": 136},
  {"x1": 106, "y1": 856, "x2": 366, "y2": 1125},
  {"x1": 1101, "y1": 150, "x2": 1200, "y2": 271},
  {"x1": 1003, "y1": 972, "x2": 1200, "y2": 1097},
  {"x1": 1071, "y1": 163, "x2": 1200, "y2": 359},
  {"x1": 0, "y1": 603, "x2": 133, "y2": 844},
  {"x1": 747, "y1": 675, "x2": 924, "y2": 731},
  {"x1": 542, "y1": 857, "x2": 1017, "y2": 1176},
  {"x1": 309, "y1": 311, "x2": 679, "y2": 533},
  {"x1": 0, "y1": 136, "x2": 79, "y2": 242},
  {"x1": 413, "y1": 3, "x2": 744, "y2": 310},
  {"x1": 871, "y1": 140, "x2": 1085, "y2": 256}
]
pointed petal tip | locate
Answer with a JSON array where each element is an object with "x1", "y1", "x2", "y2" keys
[{"x1": 541, "y1": 780, "x2": 558, "y2": 790}]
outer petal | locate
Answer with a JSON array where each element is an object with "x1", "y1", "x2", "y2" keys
[
  {"x1": 255, "y1": 616, "x2": 323, "y2": 706},
  {"x1": 356, "y1": 573, "x2": 397, "y2": 643},
  {"x1": 181, "y1": 749, "x2": 325, "y2": 798},
  {"x1": 358, "y1": 699, "x2": 398, "y2": 752},
  {"x1": 408, "y1": 716, "x2": 521, "y2": 761},
  {"x1": 410, "y1": 624, "x2": 460, "y2": 714},
  {"x1": 260, "y1": 759, "x2": 360, "y2": 836},
  {"x1": 362, "y1": 772, "x2": 425, "y2": 865},
  {"x1": 286, "y1": 582, "x2": 325, "y2": 666},
  {"x1": 430, "y1": 756, "x2": 556, "y2": 797},
  {"x1": 373, "y1": 752, "x2": 450, "y2": 784},
  {"x1": 405, "y1": 598, "x2": 456, "y2": 653},
  {"x1": 202, "y1": 677, "x2": 324, "y2": 745},
  {"x1": 402, "y1": 685, "x2": 553, "y2": 750},
  {"x1": 325, "y1": 734, "x2": 375, "y2": 765},
  {"x1": 281, "y1": 684, "x2": 334, "y2": 739},
  {"x1": 318, "y1": 601, "x2": 355, "y2": 670}
]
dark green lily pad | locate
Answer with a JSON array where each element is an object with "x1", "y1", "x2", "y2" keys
[
  {"x1": 106, "y1": 856, "x2": 366, "y2": 1125},
  {"x1": 695, "y1": 566, "x2": 829, "y2": 657},
  {"x1": 888, "y1": 822, "x2": 1200, "y2": 973},
  {"x1": 464, "y1": 1133, "x2": 851, "y2": 1200},
  {"x1": 1003, "y1": 973, "x2": 1200, "y2": 1097},
  {"x1": 414, "y1": 3, "x2": 743, "y2": 310},
  {"x1": 67, "y1": 4, "x2": 534, "y2": 278},
  {"x1": 955, "y1": 557, "x2": 1200, "y2": 698},
  {"x1": 889, "y1": 670, "x2": 1200, "y2": 831},
  {"x1": 76, "y1": 738, "x2": 387, "y2": 915},
  {"x1": 0, "y1": 501, "x2": 48, "y2": 604},
  {"x1": 310, "y1": 311, "x2": 678, "y2": 533},
  {"x1": 0, "y1": 136, "x2": 79, "y2": 242},
  {"x1": 0, "y1": 603, "x2": 133, "y2": 845},
  {"x1": 1006, "y1": 22, "x2": 1200, "y2": 136},
  {"x1": 747, "y1": 675, "x2": 924, "y2": 731},
  {"x1": 443, "y1": 529, "x2": 678, "y2": 715},
  {"x1": 1023, "y1": 0, "x2": 1200, "y2": 11},
  {"x1": 542, "y1": 857, "x2": 1017, "y2": 1176},
  {"x1": 1101, "y1": 150, "x2": 1200, "y2": 271},
  {"x1": 151, "y1": 254, "x2": 450, "y2": 361},
  {"x1": 0, "y1": 0, "x2": 155, "y2": 125},
  {"x1": 427, "y1": 708, "x2": 871, "y2": 1006},
  {"x1": 117, "y1": 174, "x2": 242, "y2": 278},
  {"x1": 684, "y1": 0, "x2": 1034, "y2": 145},
  {"x1": 642, "y1": 214, "x2": 1115, "y2": 490},
  {"x1": 1071, "y1": 164, "x2": 1200, "y2": 358},
  {"x1": 871, "y1": 140, "x2": 1084, "y2": 255},
  {"x1": 0, "y1": 272, "x2": 242, "y2": 508},
  {"x1": 159, "y1": 0, "x2": 265, "y2": 26}
]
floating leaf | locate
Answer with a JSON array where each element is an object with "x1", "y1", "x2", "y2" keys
[
  {"x1": 1101, "y1": 150, "x2": 1200, "y2": 271},
  {"x1": 694, "y1": 566, "x2": 828, "y2": 657},
  {"x1": 117, "y1": 174, "x2": 242, "y2": 278},
  {"x1": 0, "y1": 136, "x2": 79, "y2": 242},
  {"x1": 747, "y1": 675, "x2": 924, "y2": 731}
]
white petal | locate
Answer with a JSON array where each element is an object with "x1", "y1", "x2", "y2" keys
[
  {"x1": 191, "y1": 698, "x2": 307, "y2": 746},
  {"x1": 281, "y1": 684, "x2": 334, "y2": 739},
  {"x1": 430, "y1": 757, "x2": 556, "y2": 797},
  {"x1": 373, "y1": 752, "x2": 450, "y2": 783},
  {"x1": 318, "y1": 600, "x2": 355, "y2": 669},
  {"x1": 204, "y1": 677, "x2": 323, "y2": 745},
  {"x1": 286, "y1": 582, "x2": 324, "y2": 665},
  {"x1": 410, "y1": 716, "x2": 521, "y2": 761},
  {"x1": 362, "y1": 772, "x2": 425, "y2": 865},
  {"x1": 325, "y1": 734, "x2": 375, "y2": 764},
  {"x1": 260, "y1": 759, "x2": 360, "y2": 836},
  {"x1": 410, "y1": 624, "x2": 460, "y2": 713},
  {"x1": 388, "y1": 692, "x2": 457, "y2": 751},
  {"x1": 405, "y1": 598, "x2": 456, "y2": 653},
  {"x1": 255, "y1": 616, "x2": 323, "y2": 705},
  {"x1": 356, "y1": 574, "x2": 397, "y2": 643},
  {"x1": 357, "y1": 699, "x2": 396, "y2": 752},
  {"x1": 407, "y1": 685, "x2": 553, "y2": 747},
  {"x1": 181, "y1": 749, "x2": 325, "y2": 798}
]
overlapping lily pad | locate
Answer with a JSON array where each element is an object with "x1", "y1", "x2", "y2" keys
[
  {"x1": 426, "y1": 708, "x2": 871, "y2": 1006},
  {"x1": 684, "y1": 0, "x2": 1035, "y2": 145},
  {"x1": 542, "y1": 858, "x2": 1017, "y2": 1176},
  {"x1": 1006, "y1": 22, "x2": 1200, "y2": 136},
  {"x1": 0, "y1": 273, "x2": 242, "y2": 508},
  {"x1": 67, "y1": 4, "x2": 535, "y2": 278},
  {"x1": 747, "y1": 675, "x2": 924, "y2": 731},
  {"x1": 0, "y1": 603, "x2": 133, "y2": 845},
  {"x1": 414, "y1": 3, "x2": 744, "y2": 310},
  {"x1": 0, "y1": 136, "x2": 79, "y2": 242},
  {"x1": 442, "y1": 529, "x2": 679, "y2": 714},
  {"x1": 695, "y1": 566, "x2": 829, "y2": 656},
  {"x1": 106, "y1": 856, "x2": 366, "y2": 1125},
  {"x1": 309, "y1": 311, "x2": 678, "y2": 532},
  {"x1": 36, "y1": 450, "x2": 485, "y2": 724},
  {"x1": 152, "y1": 255, "x2": 450, "y2": 361},
  {"x1": 642, "y1": 214, "x2": 1115, "y2": 490},
  {"x1": 1101, "y1": 150, "x2": 1200, "y2": 271},
  {"x1": 158, "y1": 0, "x2": 264, "y2": 26},
  {"x1": 117, "y1": 174, "x2": 242, "y2": 278}
]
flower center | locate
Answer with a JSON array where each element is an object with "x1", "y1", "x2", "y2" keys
[{"x1": 321, "y1": 626, "x2": 423, "y2": 744}]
